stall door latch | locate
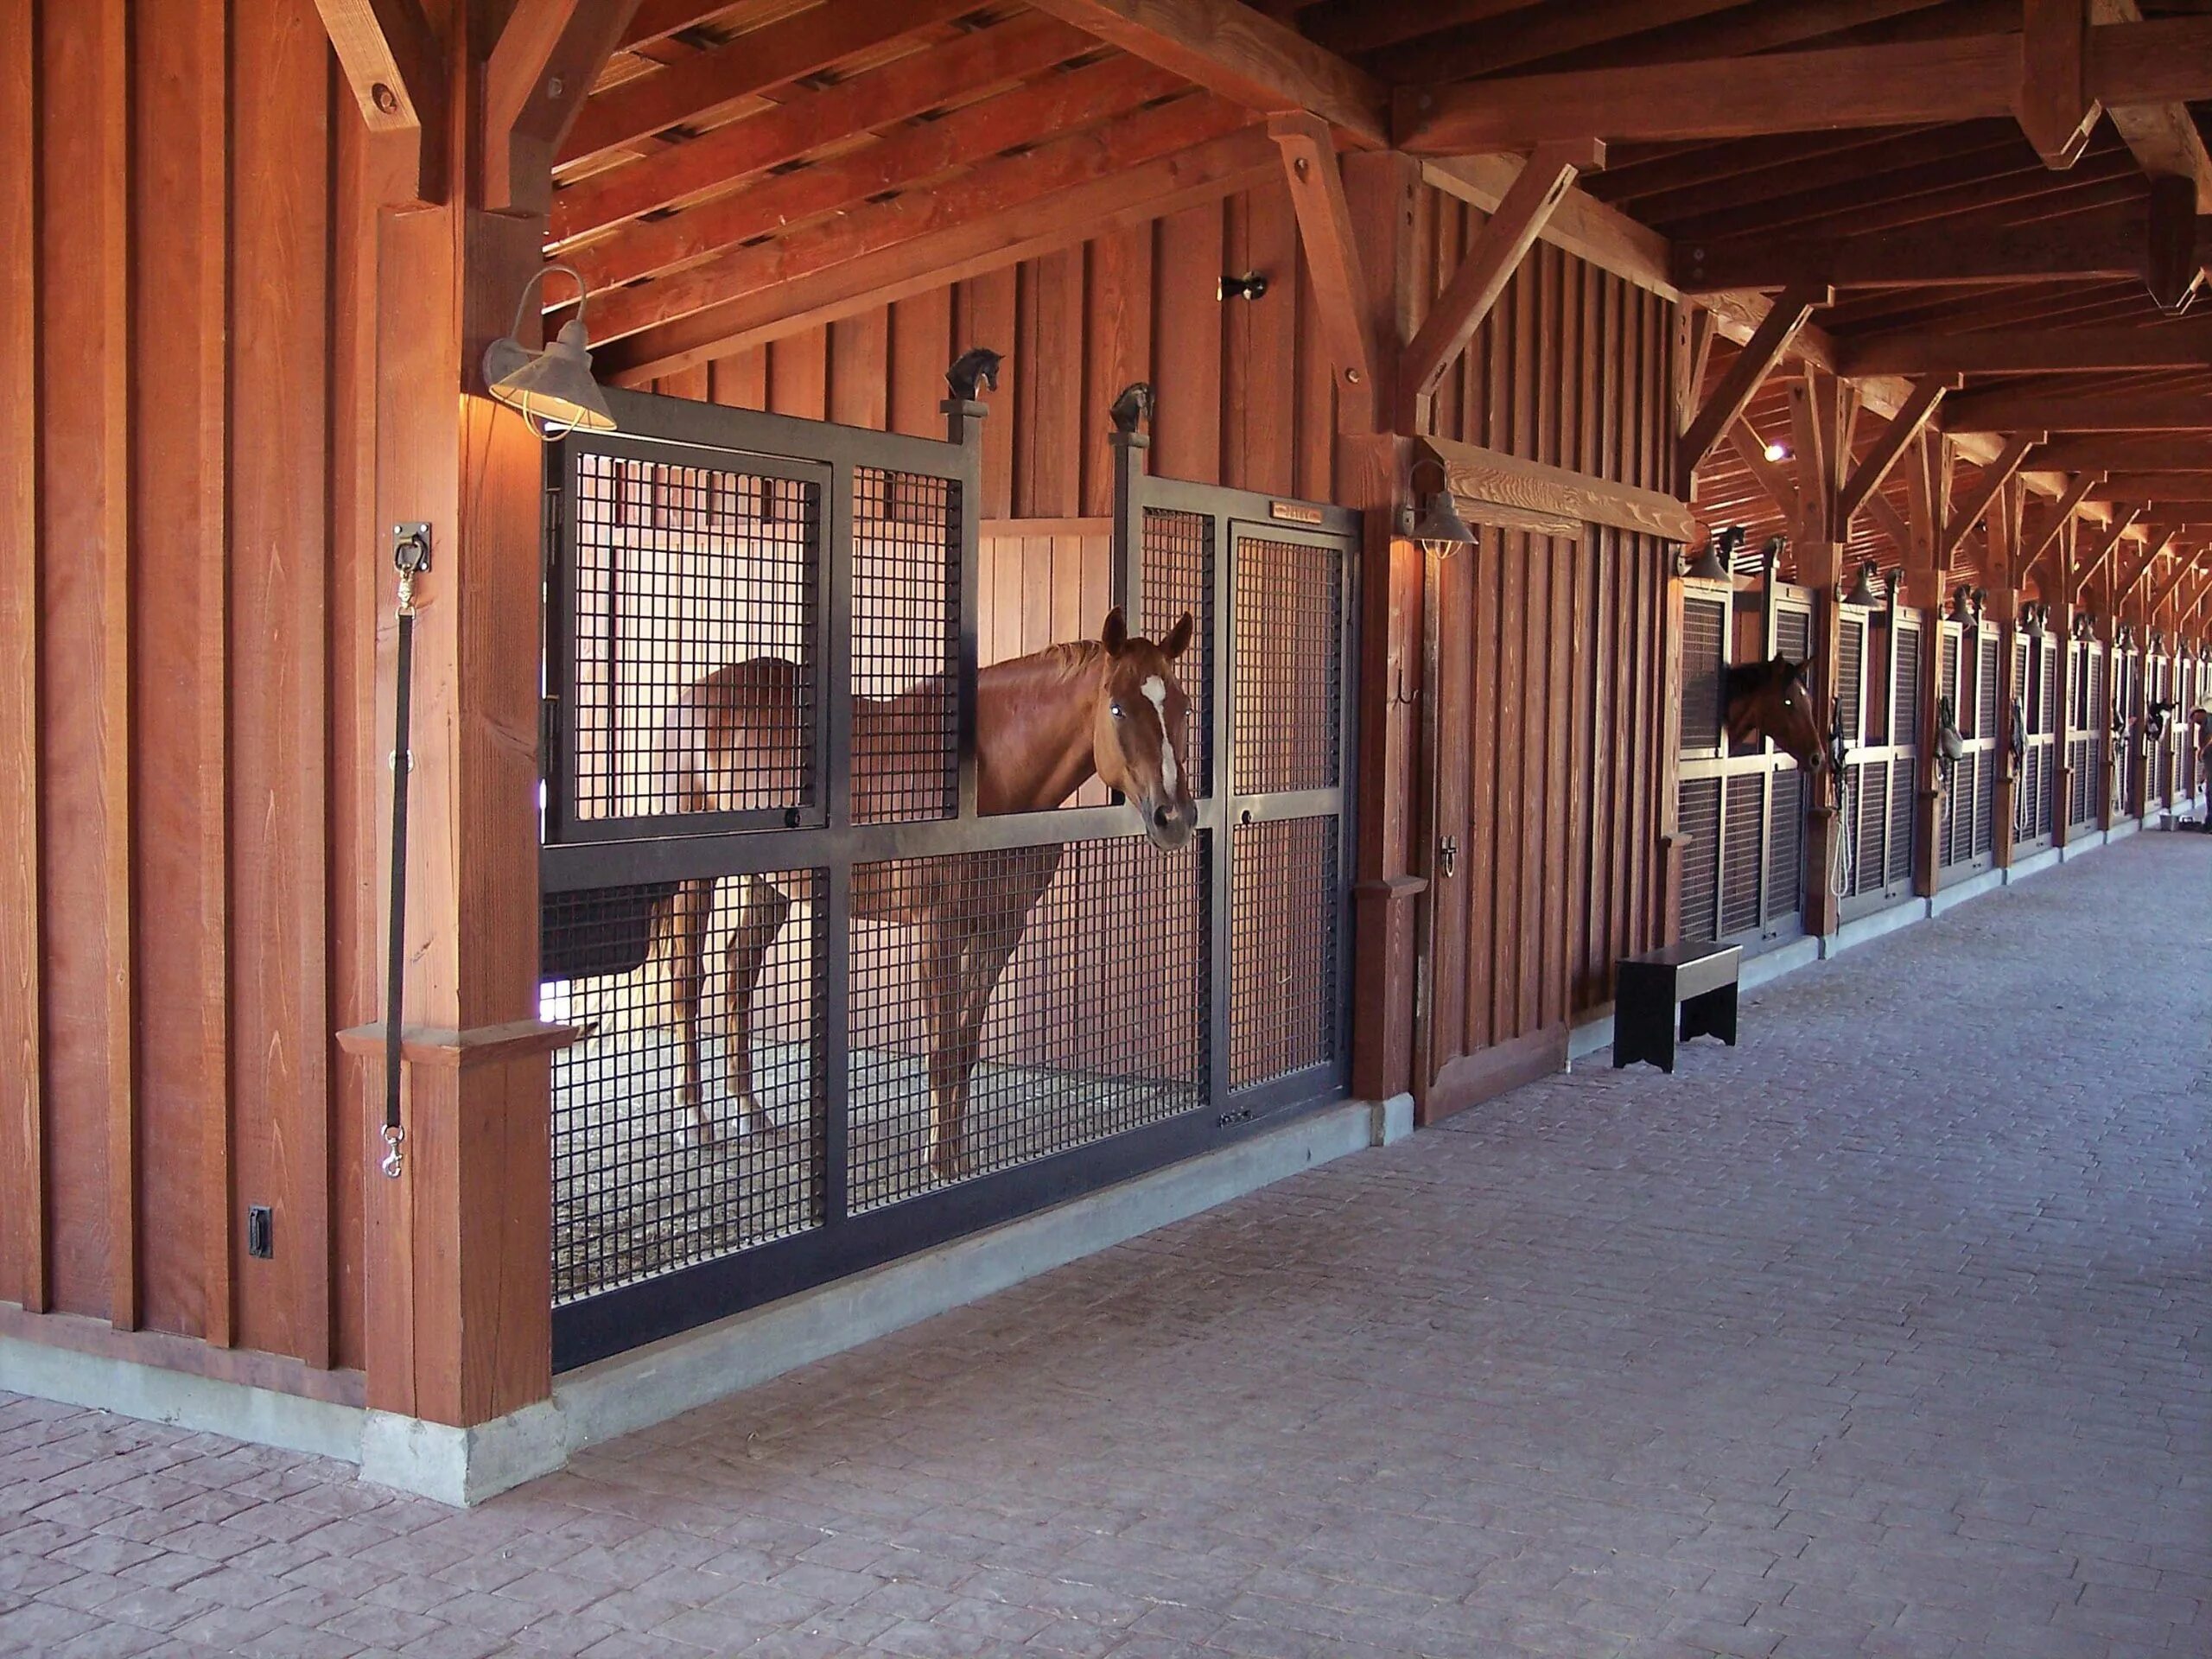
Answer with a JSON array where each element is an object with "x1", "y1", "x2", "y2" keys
[{"x1": 1437, "y1": 836, "x2": 1459, "y2": 880}]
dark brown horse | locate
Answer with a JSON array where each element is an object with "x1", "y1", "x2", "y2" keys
[
  {"x1": 1726, "y1": 654, "x2": 1826, "y2": 777},
  {"x1": 655, "y1": 607, "x2": 1196, "y2": 1176}
]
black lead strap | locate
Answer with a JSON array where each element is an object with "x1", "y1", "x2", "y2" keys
[{"x1": 383, "y1": 524, "x2": 431, "y2": 1180}]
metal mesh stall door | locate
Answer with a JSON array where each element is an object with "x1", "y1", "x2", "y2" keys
[{"x1": 850, "y1": 467, "x2": 961, "y2": 825}]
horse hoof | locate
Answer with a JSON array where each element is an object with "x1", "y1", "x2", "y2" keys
[{"x1": 677, "y1": 1118, "x2": 719, "y2": 1150}]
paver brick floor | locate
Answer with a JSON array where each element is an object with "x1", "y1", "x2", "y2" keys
[{"x1": 3, "y1": 833, "x2": 2208, "y2": 1659}]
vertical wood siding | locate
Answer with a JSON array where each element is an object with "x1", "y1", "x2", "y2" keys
[{"x1": 0, "y1": 0, "x2": 377, "y2": 1386}]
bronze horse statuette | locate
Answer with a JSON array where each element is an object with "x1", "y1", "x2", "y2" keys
[{"x1": 652, "y1": 607, "x2": 1197, "y2": 1177}]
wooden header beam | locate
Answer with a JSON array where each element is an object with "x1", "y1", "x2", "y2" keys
[
  {"x1": 1028, "y1": 0, "x2": 1389, "y2": 147},
  {"x1": 1675, "y1": 202, "x2": 2166, "y2": 292},
  {"x1": 1944, "y1": 387, "x2": 2212, "y2": 433},
  {"x1": 1394, "y1": 16, "x2": 2212, "y2": 151},
  {"x1": 1840, "y1": 321, "x2": 2212, "y2": 378}
]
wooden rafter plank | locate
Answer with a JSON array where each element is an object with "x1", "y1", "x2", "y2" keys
[
  {"x1": 1677, "y1": 279, "x2": 1828, "y2": 477},
  {"x1": 573, "y1": 54, "x2": 1186, "y2": 293},
  {"x1": 1399, "y1": 140, "x2": 1603, "y2": 434},
  {"x1": 1027, "y1": 0, "x2": 1388, "y2": 147},
  {"x1": 1392, "y1": 17, "x2": 2212, "y2": 152},
  {"x1": 1840, "y1": 320, "x2": 2212, "y2": 376},
  {"x1": 585, "y1": 94, "x2": 1250, "y2": 345},
  {"x1": 1945, "y1": 386, "x2": 2212, "y2": 432},
  {"x1": 1389, "y1": 0, "x2": 1746, "y2": 83},
  {"x1": 1675, "y1": 201, "x2": 2150, "y2": 291},
  {"x1": 488, "y1": 0, "x2": 645, "y2": 213},
  {"x1": 2071, "y1": 500, "x2": 2141, "y2": 597},
  {"x1": 1837, "y1": 375, "x2": 1955, "y2": 527},
  {"x1": 1941, "y1": 432, "x2": 2044, "y2": 563},
  {"x1": 559, "y1": 0, "x2": 974, "y2": 170},
  {"x1": 309, "y1": 0, "x2": 447, "y2": 202},
  {"x1": 1264, "y1": 111, "x2": 1377, "y2": 424},
  {"x1": 596, "y1": 124, "x2": 1277, "y2": 381},
  {"x1": 2020, "y1": 0, "x2": 2100, "y2": 169},
  {"x1": 550, "y1": 15, "x2": 1093, "y2": 243}
]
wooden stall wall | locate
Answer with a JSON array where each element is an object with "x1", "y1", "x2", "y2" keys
[{"x1": 0, "y1": 0, "x2": 378, "y2": 1398}]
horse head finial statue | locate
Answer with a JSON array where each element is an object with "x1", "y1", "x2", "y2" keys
[
  {"x1": 1725, "y1": 655, "x2": 1825, "y2": 777},
  {"x1": 944, "y1": 347, "x2": 1004, "y2": 402},
  {"x1": 1109, "y1": 382, "x2": 1156, "y2": 436}
]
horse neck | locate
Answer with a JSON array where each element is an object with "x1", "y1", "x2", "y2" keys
[{"x1": 976, "y1": 645, "x2": 1104, "y2": 812}]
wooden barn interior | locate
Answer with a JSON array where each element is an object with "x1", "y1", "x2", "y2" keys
[{"x1": 2, "y1": 0, "x2": 2208, "y2": 1496}]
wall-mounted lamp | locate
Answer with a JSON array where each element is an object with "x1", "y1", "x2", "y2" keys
[
  {"x1": 1408, "y1": 456, "x2": 1475, "y2": 549},
  {"x1": 1949, "y1": 582, "x2": 1980, "y2": 627},
  {"x1": 2023, "y1": 601, "x2": 2047, "y2": 639},
  {"x1": 1841, "y1": 559, "x2": 1879, "y2": 608},
  {"x1": 481, "y1": 264, "x2": 616, "y2": 439},
  {"x1": 2074, "y1": 610, "x2": 2097, "y2": 643},
  {"x1": 1217, "y1": 271, "x2": 1269, "y2": 302},
  {"x1": 1684, "y1": 524, "x2": 1742, "y2": 581}
]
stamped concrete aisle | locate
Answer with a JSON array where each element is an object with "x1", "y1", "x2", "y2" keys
[{"x1": 3, "y1": 834, "x2": 2208, "y2": 1659}]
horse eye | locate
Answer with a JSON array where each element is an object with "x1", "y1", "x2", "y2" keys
[{"x1": 1109, "y1": 702, "x2": 1124, "y2": 719}]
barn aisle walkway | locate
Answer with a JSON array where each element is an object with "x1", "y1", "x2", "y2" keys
[{"x1": 3, "y1": 834, "x2": 2208, "y2": 1659}]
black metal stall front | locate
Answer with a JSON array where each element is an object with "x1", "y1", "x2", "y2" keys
[{"x1": 537, "y1": 385, "x2": 1356, "y2": 1370}]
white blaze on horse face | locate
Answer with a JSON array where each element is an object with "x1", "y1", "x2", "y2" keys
[{"x1": 1141, "y1": 675, "x2": 1179, "y2": 795}]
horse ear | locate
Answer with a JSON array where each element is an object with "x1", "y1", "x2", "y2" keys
[
  {"x1": 1160, "y1": 611, "x2": 1194, "y2": 661},
  {"x1": 1101, "y1": 607, "x2": 1128, "y2": 657}
]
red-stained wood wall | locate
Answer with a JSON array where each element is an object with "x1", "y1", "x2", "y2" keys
[{"x1": 0, "y1": 0, "x2": 378, "y2": 1401}]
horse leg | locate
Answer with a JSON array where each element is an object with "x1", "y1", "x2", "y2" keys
[
  {"x1": 721, "y1": 874, "x2": 789, "y2": 1139},
  {"x1": 943, "y1": 846, "x2": 1059, "y2": 1177},
  {"x1": 665, "y1": 877, "x2": 716, "y2": 1147},
  {"x1": 920, "y1": 922, "x2": 969, "y2": 1179}
]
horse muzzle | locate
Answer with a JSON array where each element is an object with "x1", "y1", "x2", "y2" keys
[{"x1": 1141, "y1": 797, "x2": 1197, "y2": 852}]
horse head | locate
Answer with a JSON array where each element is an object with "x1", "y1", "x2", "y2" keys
[
  {"x1": 1725, "y1": 654, "x2": 1824, "y2": 776},
  {"x1": 1094, "y1": 607, "x2": 1198, "y2": 851}
]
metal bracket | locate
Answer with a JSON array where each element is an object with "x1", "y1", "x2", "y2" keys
[{"x1": 392, "y1": 522, "x2": 432, "y2": 575}]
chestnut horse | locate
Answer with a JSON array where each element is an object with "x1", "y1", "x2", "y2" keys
[
  {"x1": 654, "y1": 607, "x2": 1196, "y2": 1176},
  {"x1": 1726, "y1": 654, "x2": 1826, "y2": 777}
]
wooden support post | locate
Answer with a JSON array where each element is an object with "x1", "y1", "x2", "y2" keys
[
  {"x1": 1396, "y1": 139, "x2": 1602, "y2": 434},
  {"x1": 2021, "y1": 0, "x2": 2101, "y2": 168},
  {"x1": 2050, "y1": 574, "x2": 2075, "y2": 849},
  {"x1": 1334, "y1": 148, "x2": 1423, "y2": 1110},
  {"x1": 323, "y1": 0, "x2": 628, "y2": 1432},
  {"x1": 1800, "y1": 537, "x2": 1846, "y2": 938},
  {"x1": 1677, "y1": 279, "x2": 1829, "y2": 478},
  {"x1": 1986, "y1": 476, "x2": 2026, "y2": 872}
]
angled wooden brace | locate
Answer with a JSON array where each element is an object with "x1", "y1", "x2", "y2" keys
[
  {"x1": 312, "y1": 0, "x2": 448, "y2": 204},
  {"x1": 1938, "y1": 431, "x2": 2043, "y2": 565},
  {"x1": 2118, "y1": 524, "x2": 2181, "y2": 607},
  {"x1": 2018, "y1": 0, "x2": 2100, "y2": 168},
  {"x1": 486, "y1": 0, "x2": 645, "y2": 214},
  {"x1": 1835, "y1": 377, "x2": 1956, "y2": 530},
  {"x1": 2147, "y1": 546, "x2": 2200, "y2": 614},
  {"x1": 2071, "y1": 505, "x2": 2142, "y2": 603},
  {"x1": 1677, "y1": 280, "x2": 1830, "y2": 480},
  {"x1": 2022, "y1": 470, "x2": 2106, "y2": 592},
  {"x1": 1675, "y1": 308, "x2": 1718, "y2": 440},
  {"x1": 1397, "y1": 138, "x2": 1604, "y2": 434},
  {"x1": 1866, "y1": 487, "x2": 1915, "y2": 562},
  {"x1": 1267, "y1": 112, "x2": 1380, "y2": 428},
  {"x1": 1727, "y1": 417, "x2": 1800, "y2": 524}
]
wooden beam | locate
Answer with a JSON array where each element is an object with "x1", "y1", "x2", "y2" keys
[
  {"x1": 572, "y1": 55, "x2": 1185, "y2": 294},
  {"x1": 1941, "y1": 433, "x2": 2044, "y2": 563},
  {"x1": 1675, "y1": 202, "x2": 2152, "y2": 292},
  {"x1": 1904, "y1": 427, "x2": 1955, "y2": 581},
  {"x1": 1266, "y1": 111, "x2": 1378, "y2": 426},
  {"x1": 558, "y1": 0, "x2": 971, "y2": 170},
  {"x1": 310, "y1": 0, "x2": 447, "y2": 203},
  {"x1": 1398, "y1": 140, "x2": 1603, "y2": 434},
  {"x1": 2092, "y1": 0, "x2": 2212, "y2": 210},
  {"x1": 1421, "y1": 153, "x2": 1673, "y2": 301},
  {"x1": 1944, "y1": 386, "x2": 2212, "y2": 433},
  {"x1": 1393, "y1": 17, "x2": 2212, "y2": 151},
  {"x1": 2094, "y1": 475, "x2": 2212, "y2": 505},
  {"x1": 1425, "y1": 435, "x2": 1700, "y2": 543},
  {"x1": 585, "y1": 95, "x2": 1249, "y2": 345},
  {"x1": 1027, "y1": 0, "x2": 1389, "y2": 147},
  {"x1": 2021, "y1": 0, "x2": 2100, "y2": 168},
  {"x1": 1677, "y1": 280, "x2": 1828, "y2": 477},
  {"x1": 2036, "y1": 435, "x2": 2212, "y2": 472},
  {"x1": 1840, "y1": 320, "x2": 2212, "y2": 377},
  {"x1": 596, "y1": 126, "x2": 1277, "y2": 383},
  {"x1": 2147, "y1": 547, "x2": 2199, "y2": 613},
  {"x1": 2145, "y1": 173, "x2": 2207, "y2": 314},
  {"x1": 486, "y1": 0, "x2": 645, "y2": 213},
  {"x1": 549, "y1": 16, "x2": 1091, "y2": 243},
  {"x1": 2072, "y1": 502, "x2": 2141, "y2": 598},
  {"x1": 2115, "y1": 525, "x2": 2177, "y2": 607},
  {"x1": 1867, "y1": 486, "x2": 1916, "y2": 559},
  {"x1": 1837, "y1": 375, "x2": 1955, "y2": 528}
]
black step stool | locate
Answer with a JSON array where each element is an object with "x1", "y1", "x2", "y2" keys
[{"x1": 1613, "y1": 940, "x2": 1741, "y2": 1073}]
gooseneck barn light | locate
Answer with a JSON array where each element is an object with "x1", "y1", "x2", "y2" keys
[
  {"x1": 1842, "y1": 559, "x2": 1879, "y2": 607},
  {"x1": 482, "y1": 264, "x2": 617, "y2": 438},
  {"x1": 1408, "y1": 457, "x2": 1476, "y2": 549}
]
